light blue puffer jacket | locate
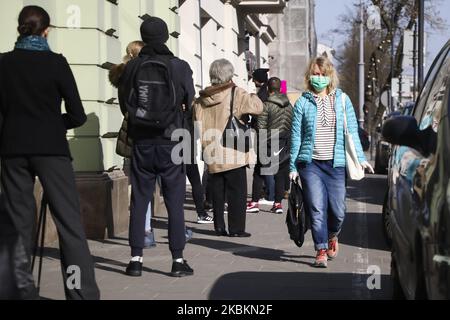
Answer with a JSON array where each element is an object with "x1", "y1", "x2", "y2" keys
[{"x1": 289, "y1": 88, "x2": 366, "y2": 172}]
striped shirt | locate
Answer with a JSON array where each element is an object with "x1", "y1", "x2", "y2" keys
[{"x1": 312, "y1": 90, "x2": 337, "y2": 160}]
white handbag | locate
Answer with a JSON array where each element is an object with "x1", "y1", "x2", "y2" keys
[{"x1": 342, "y1": 93, "x2": 365, "y2": 180}]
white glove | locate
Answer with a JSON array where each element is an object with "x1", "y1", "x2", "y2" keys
[
  {"x1": 361, "y1": 161, "x2": 374, "y2": 174},
  {"x1": 289, "y1": 171, "x2": 299, "y2": 181}
]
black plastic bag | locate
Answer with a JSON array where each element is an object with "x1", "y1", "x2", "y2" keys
[
  {"x1": 286, "y1": 180, "x2": 309, "y2": 247},
  {"x1": 0, "y1": 195, "x2": 38, "y2": 300}
]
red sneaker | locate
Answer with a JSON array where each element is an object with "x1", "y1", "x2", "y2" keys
[
  {"x1": 270, "y1": 202, "x2": 283, "y2": 214},
  {"x1": 327, "y1": 237, "x2": 339, "y2": 260},
  {"x1": 314, "y1": 249, "x2": 328, "y2": 268},
  {"x1": 246, "y1": 201, "x2": 259, "y2": 213}
]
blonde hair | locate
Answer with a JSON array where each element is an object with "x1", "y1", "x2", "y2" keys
[
  {"x1": 304, "y1": 56, "x2": 339, "y2": 93},
  {"x1": 123, "y1": 40, "x2": 145, "y2": 63}
]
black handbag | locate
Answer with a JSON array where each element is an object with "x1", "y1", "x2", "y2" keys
[
  {"x1": 221, "y1": 86, "x2": 252, "y2": 153},
  {"x1": 0, "y1": 194, "x2": 38, "y2": 299},
  {"x1": 286, "y1": 180, "x2": 310, "y2": 248}
]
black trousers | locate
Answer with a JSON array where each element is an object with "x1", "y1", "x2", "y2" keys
[
  {"x1": 0, "y1": 156, "x2": 100, "y2": 300},
  {"x1": 211, "y1": 166, "x2": 247, "y2": 234},
  {"x1": 251, "y1": 161, "x2": 265, "y2": 202},
  {"x1": 202, "y1": 169, "x2": 213, "y2": 204},
  {"x1": 129, "y1": 144, "x2": 186, "y2": 259},
  {"x1": 274, "y1": 160, "x2": 290, "y2": 203},
  {"x1": 185, "y1": 164, "x2": 206, "y2": 217}
]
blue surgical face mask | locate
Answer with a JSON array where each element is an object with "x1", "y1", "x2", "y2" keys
[{"x1": 310, "y1": 75, "x2": 330, "y2": 92}]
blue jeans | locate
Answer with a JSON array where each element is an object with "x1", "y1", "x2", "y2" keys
[
  {"x1": 265, "y1": 175, "x2": 275, "y2": 201},
  {"x1": 298, "y1": 160, "x2": 346, "y2": 251}
]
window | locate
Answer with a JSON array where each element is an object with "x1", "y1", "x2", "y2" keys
[
  {"x1": 412, "y1": 49, "x2": 450, "y2": 156},
  {"x1": 418, "y1": 50, "x2": 450, "y2": 133},
  {"x1": 413, "y1": 45, "x2": 450, "y2": 123}
]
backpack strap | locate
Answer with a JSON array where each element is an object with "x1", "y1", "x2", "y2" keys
[{"x1": 229, "y1": 86, "x2": 237, "y2": 119}]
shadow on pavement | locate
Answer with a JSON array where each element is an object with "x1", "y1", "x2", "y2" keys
[
  {"x1": 346, "y1": 175, "x2": 387, "y2": 206},
  {"x1": 187, "y1": 237, "x2": 315, "y2": 267},
  {"x1": 339, "y1": 212, "x2": 390, "y2": 252},
  {"x1": 39, "y1": 247, "x2": 172, "y2": 277},
  {"x1": 208, "y1": 271, "x2": 392, "y2": 300}
]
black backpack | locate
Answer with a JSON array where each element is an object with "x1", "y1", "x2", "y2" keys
[
  {"x1": 128, "y1": 55, "x2": 178, "y2": 129},
  {"x1": 286, "y1": 180, "x2": 309, "y2": 247}
]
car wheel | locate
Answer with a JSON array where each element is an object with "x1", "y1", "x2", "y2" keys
[
  {"x1": 382, "y1": 191, "x2": 392, "y2": 247},
  {"x1": 391, "y1": 256, "x2": 405, "y2": 300}
]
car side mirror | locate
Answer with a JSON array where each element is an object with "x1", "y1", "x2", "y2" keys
[{"x1": 381, "y1": 116, "x2": 425, "y2": 154}]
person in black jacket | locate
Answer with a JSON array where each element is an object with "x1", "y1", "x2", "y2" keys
[
  {"x1": 0, "y1": 6, "x2": 99, "y2": 299},
  {"x1": 257, "y1": 77, "x2": 293, "y2": 214},
  {"x1": 119, "y1": 17, "x2": 195, "y2": 277}
]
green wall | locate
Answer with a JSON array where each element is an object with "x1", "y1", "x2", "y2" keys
[{"x1": 0, "y1": 0, "x2": 180, "y2": 172}]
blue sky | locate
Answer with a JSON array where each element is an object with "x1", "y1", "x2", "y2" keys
[{"x1": 315, "y1": 0, "x2": 450, "y2": 70}]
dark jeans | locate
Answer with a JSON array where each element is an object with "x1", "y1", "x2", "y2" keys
[
  {"x1": 129, "y1": 144, "x2": 186, "y2": 259},
  {"x1": 1, "y1": 156, "x2": 100, "y2": 300},
  {"x1": 251, "y1": 161, "x2": 265, "y2": 202},
  {"x1": 274, "y1": 160, "x2": 289, "y2": 203},
  {"x1": 186, "y1": 164, "x2": 206, "y2": 217},
  {"x1": 298, "y1": 160, "x2": 346, "y2": 251},
  {"x1": 211, "y1": 166, "x2": 247, "y2": 234},
  {"x1": 265, "y1": 175, "x2": 275, "y2": 201}
]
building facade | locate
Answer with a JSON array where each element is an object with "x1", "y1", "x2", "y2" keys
[
  {"x1": 0, "y1": 0, "x2": 299, "y2": 240},
  {"x1": 268, "y1": 0, "x2": 317, "y2": 93}
]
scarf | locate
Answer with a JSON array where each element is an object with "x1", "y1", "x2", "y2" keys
[{"x1": 15, "y1": 36, "x2": 50, "y2": 52}]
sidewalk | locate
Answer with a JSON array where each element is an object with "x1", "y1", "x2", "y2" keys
[{"x1": 37, "y1": 173, "x2": 391, "y2": 300}]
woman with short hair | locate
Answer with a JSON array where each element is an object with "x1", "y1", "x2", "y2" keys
[
  {"x1": 194, "y1": 59, "x2": 263, "y2": 237},
  {"x1": 289, "y1": 56, "x2": 374, "y2": 267}
]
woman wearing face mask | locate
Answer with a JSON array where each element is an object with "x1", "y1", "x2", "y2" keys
[{"x1": 289, "y1": 56, "x2": 373, "y2": 268}]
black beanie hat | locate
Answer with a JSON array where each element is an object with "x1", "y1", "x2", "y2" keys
[
  {"x1": 140, "y1": 16, "x2": 169, "y2": 45},
  {"x1": 252, "y1": 68, "x2": 270, "y2": 83}
]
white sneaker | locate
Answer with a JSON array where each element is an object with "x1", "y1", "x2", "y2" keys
[
  {"x1": 258, "y1": 198, "x2": 274, "y2": 205},
  {"x1": 197, "y1": 214, "x2": 214, "y2": 224}
]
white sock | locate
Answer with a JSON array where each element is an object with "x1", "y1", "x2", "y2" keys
[
  {"x1": 131, "y1": 256, "x2": 143, "y2": 263},
  {"x1": 174, "y1": 258, "x2": 183, "y2": 263}
]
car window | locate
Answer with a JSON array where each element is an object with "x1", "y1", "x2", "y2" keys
[
  {"x1": 414, "y1": 45, "x2": 450, "y2": 123},
  {"x1": 418, "y1": 50, "x2": 450, "y2": 133}
]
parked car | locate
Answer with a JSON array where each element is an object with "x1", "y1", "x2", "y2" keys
[
  {"x1": 374, "y1": 131, "x2": 390, "y2": 174},
  {"x1": 381, "y1": 39, "x2": 450, "y2": 299}
]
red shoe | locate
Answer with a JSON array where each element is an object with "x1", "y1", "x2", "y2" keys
[
  {"x1": 314, "y1": 249, "x2": 328, "y2": 268},
  {"x1": 246, "y1": 201, "x2": 259, "y2": 213},
  {"x1": 270, "y1": 202, "x2": 283, "y2": 214},
  {"x1": 327, "y1": 237, "x2": 339, "y2": 260}
]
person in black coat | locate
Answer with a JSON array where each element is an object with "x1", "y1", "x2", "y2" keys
[
  {"x1": 0, "y1": 6, "x2": 99, "y2": 300},
  {"x1": 118, "y1": 17, "x2": 196, "y2": 278}
]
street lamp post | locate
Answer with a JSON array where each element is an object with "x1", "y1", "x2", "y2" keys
[
  {"x1": 358, "y1": 0, "x2": 365, "y2": 128},
  {"x1": 418, "y1": 0, "x2": 424, "y2": 90}
]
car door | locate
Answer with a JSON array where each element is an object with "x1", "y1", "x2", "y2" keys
[
  {"x1": 390, "y1": 43, "x2": 450, "y2": 299},
  {"x1": 419, "y1": 54, "x2": 450, "y2": 299},
  {"x1": 428, "y1": 95, "x2": 450, "y2": 299},
  {"x1": 408, "y1": 45, "x2": 450, "y2": 299}
]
